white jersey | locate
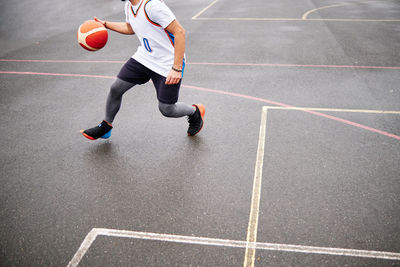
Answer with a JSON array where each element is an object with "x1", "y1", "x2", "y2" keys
[{"x1": 125, "y1": 0, "x2": 183, "y2": 77}]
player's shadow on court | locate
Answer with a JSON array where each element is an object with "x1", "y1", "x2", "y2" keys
[
  {"x1": 186, "y1": 134, "x2": 205, "y2": 148},
  {"x1": 83, "y1": 141, "x2": 123, "y2": 168},
  {"x1": 82, "y1": 141, "x2": 140, "y2": 183},
  {"x1": 87, "y1": 141, "x2": 116, "y2": 155}
]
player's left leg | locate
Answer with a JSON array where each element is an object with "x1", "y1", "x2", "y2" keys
[
  {"x1": 151, "y1": 72, "x2": 205, "y2": 136},
  {"x1": 187, "y1": 104, "x2": 205, "y2": 136},
  {"x1": 158, "y1": 102, "x2": 195, "y2": 118}
]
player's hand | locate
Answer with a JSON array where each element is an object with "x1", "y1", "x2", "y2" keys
[
  {"x1": 94, "y1": 16, "x2": 106, "y2": 26},
  {"x1": 165, "y1": 68, "x2": 182, "y2": 85}
]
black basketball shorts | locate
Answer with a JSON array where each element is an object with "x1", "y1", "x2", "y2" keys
[{"x1": 117, "y1": 58, "x2": 181, "y2": 104}]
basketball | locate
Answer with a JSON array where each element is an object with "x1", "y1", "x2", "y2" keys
[{"x1": 77, "y1": 20, "x2": 108, "y2": 51}]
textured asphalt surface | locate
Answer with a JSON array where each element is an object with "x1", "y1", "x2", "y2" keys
[{"x1": 1, "y1": 0, "x2": 399, "y2": 266}]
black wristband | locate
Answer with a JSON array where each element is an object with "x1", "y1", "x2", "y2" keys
[{"x1": 172, "y1": 67, "x2": 182, "y2": 73}]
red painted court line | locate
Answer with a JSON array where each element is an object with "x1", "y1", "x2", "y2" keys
[
  {"x1": 1, "y1": 70, "x2": 399, "y2": 141},
  {"x1": 183, "y1": 84, "x2": 400, "y2": 141},
  {"x1": 188, "y1": 62, "x2": 400, "y2": 70},
  {"x1": 0, "y1": 59, "x2": 125, "y2": 64},
  {"x1": 0, "y1": 71, "x2": 115, "y2": 79},
  {"x1": 1, "y1": 59, "x2": 400, "y2": 70}
]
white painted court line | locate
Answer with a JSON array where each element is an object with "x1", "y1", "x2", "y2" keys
[
  {"x1": 301, "y1": 0, "x2": 380, "y2": 20},
  {"x1": 67, "y1": 228, "x2": 400, "y2": 266},
  {"x1": 244, "y1": 106, "x2": 268, "y2": 267},
  {"x1": 192, "y1": 0, "x2": 400, "y2": 22},
  {"x1": 303, "y1": 2, "x2": 356, "y2": 20},
  {"x1": 67, "y1": 229, "x2": 98, "y2": 267},
  {"x1": 192, "y1": 0, "x2": 219, "y2": 20},
  {"x1": 243, "y1": 106, "x2": 400, "y2": 266}
]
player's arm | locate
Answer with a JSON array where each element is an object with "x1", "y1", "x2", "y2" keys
[
  {"x1": 165, "y1": 19, "x2": 185, "y2": 85},
  {"x1": 94, "y1": 17, "x2": 134, "y2": 35}
]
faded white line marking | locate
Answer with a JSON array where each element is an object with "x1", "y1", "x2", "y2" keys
[
  {"x1": 67, "y1": 229, "x2": 98, "y2": 267},
  {"x1": 302, "y1": 1, "x2": 383, "y2": 20},
  {"x1": 192, "y1": 0, "x2": 219, "y2": 20},
  {"x1": 244, "y1": 106, "x2": 268, "y2": 267},
  {"x1": 67, "y1": 228, "x2": 400, "y2": 267}
]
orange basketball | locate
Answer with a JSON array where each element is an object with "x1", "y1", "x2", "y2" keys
[{"x1": 77, "y1": 20, "x2": 108, "y2": 51}]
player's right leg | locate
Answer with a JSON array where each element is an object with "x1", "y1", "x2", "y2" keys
[
  {"x1": 80, "y1": 58, "x2": 151, "y2": 141},
  {"x1": 80, "y1": 120, "x2": 113, "y2": 140},
  {"x1": 80, "y1": 78, "x2": 134, "y2": 140}
]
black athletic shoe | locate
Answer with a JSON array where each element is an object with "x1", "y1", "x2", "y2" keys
[
  {"x1": 80, "y1": 120, "x2": 112, "y2": 140},
  {"x1": 187, "y1": 104, "x2": 205, "y2": 136}
]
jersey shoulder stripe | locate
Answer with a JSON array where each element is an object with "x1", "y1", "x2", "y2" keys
[{"x1": 143, "y1": 0, "x2": 162, "y2": 27}]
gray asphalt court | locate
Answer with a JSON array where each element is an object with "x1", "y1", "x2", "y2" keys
[{"x1": 1, "y1": 0, "x2": 400, "y2": 266}]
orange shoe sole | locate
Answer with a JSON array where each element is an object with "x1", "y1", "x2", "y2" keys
[{"x1": 80, "y1": 130, "x2": 95, "y2": 140}]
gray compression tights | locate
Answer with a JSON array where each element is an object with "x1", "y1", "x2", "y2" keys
[{"x1": 105, "y1": 78, "x2": 195, "y2": 123}]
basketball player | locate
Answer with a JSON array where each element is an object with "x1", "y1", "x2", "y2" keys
[{"x1": 81, "y1": 0, "x2": 205, "y2": 140}]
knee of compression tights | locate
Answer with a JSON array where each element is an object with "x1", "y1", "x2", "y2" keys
[
  {"x1": 109, "y1": 78, "x2": 134, "y2": 97},
  {"x1": 158, "y1": 103, "x2": 176, "y2": 118},
  {"x1": 109, "y1": 81, "x2": 122, "y2": 97}
]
